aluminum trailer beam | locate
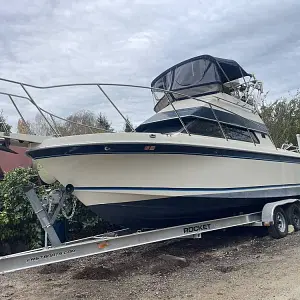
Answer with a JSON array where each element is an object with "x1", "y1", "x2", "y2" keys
[{"x1": 0, "y1": 212, "x2": 261, "y2": 274}]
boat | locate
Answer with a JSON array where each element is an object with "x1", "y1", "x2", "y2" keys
[{"x1": 1, "y1": 54, "x2": 300, "y2": 229}]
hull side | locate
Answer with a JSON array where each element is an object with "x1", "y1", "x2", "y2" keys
[
  {"x1": 27, "y1": 140, "x2": 300, "y2": 229},
  {"x1": 30, "y1": 152, "x2": 300, "y2": 205}
]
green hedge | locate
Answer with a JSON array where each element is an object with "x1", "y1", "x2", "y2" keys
[
  {"x1": 0, "y1": 168, "x2": 44, "y2": 248},
  {"x1": 0, "y1": 167, "x2": 117, "y2": 251}
]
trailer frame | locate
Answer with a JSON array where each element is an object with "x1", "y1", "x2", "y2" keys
[{"x1": 0, "y1": 188, "x2": 299, "y2": 275}]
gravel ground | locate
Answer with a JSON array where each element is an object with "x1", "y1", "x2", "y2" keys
[{"x1": 1, "y1": 227, "x2": 300, "y2": 300}]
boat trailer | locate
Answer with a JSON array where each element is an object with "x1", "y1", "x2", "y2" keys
[{"x1": 1, "y1": 187, "x2": 300, "y2": 274}]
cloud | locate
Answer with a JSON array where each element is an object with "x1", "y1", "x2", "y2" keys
[{"x1": 0, "y1": 0, "x2": 300, "y2": 131}]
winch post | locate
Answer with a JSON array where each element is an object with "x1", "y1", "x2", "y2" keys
[{"x1": 24, "y1": 187, "x2": 61, "y2": 247}]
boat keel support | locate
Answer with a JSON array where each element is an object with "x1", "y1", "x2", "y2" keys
[{"x1": 24, "y1": 187, "x2": 63, "y2": 247}]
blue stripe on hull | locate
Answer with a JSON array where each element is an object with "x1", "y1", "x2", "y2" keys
[
  {"x1": 27, "y1": 142, "x2": 300, "y2": 164},
  {"x1": 74, "y1": 183, "x2": 300, "y2": 193}
]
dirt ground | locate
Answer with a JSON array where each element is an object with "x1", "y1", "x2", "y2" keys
[{"x1": 1, "y1": 227, "x2": 300, "y2": 300}]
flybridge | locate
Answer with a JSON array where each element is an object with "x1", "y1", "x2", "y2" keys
[
  {"x1": 151, "y1": 54, "x2": 251, "y2": 96},
  {"x1": 150, "y1": 54, "x2": 263, "y2": 112}
]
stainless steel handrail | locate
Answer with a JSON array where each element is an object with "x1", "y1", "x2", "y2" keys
[
  {"x1": 0, "y1": 91, "x2": 109, "y2": 133},
  {"x1": 0, "y1": 77, "x2": 269, "y2": 146}
]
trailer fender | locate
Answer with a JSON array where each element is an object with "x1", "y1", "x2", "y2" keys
[{"x1": 262, "y1": 199, "x2": 300, "y2": 224}]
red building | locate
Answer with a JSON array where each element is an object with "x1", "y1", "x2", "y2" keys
[{"x1": 0, "y1": 146, "x2": 32, "y2": 176}]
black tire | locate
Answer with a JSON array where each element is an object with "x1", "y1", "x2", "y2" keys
[
  {"x1": 268, "y1": 207, "x2": 288, "y2": 239},
  {"x1": 286, "y1": 203, "x2": 300, "y2": 231}
]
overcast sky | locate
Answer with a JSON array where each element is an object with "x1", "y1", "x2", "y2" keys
[{"x1": 1, "y1": 0, "x2": 300, "y2": 131}]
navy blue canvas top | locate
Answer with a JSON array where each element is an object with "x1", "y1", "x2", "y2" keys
[{"x1": 151, "y1": 55, "x2": 251, "y2": 91}]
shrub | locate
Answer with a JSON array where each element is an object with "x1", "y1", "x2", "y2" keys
[
  {"x1": 0, "y1": 167, "x2": 118, "y2": 251},
  {"x1": 0, "y1": 168, "x2": 45, "y2": 249}
]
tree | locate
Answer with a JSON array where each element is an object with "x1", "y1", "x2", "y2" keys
[
  {"x1": 260, "y1": 92, "x2": 300, "y2": 148},
  {"x1": 17, "y1": 118, "x2": 32, "y2": 134},
  {"x1": 27, "y1": 110, "x2": 115, "y2": 137},
  {"x1": 96, "y1": 113, "x2": 114, "y2": 132},
  {"x1": 123, "y1": 117, "x2": 134, "y2": 132},
  {"x1": 30, "y1": 114, "x2": 55, "y2": 136},
  {"x1": 60, "y1": 110, "x2": 98, "y2": 136},
  {"x1": 29, "y1": 110, "x2": 108, "y2": 136},
  {"x1": 0, "y1": 110, "x2": 11, "y2": 133}
]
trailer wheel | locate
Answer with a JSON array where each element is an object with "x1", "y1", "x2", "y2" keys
[
  {"x1": 286, "y1": 203, "x2": 300, "y2": 231},
  {"x1": 268, "y1": 207, "x2": 288, "y2": 239}
]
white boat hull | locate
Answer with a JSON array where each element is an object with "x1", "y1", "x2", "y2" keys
[
  {"x1": 26, "y1": 133, "x2": 300, "y2": 228},
  {"x1": 34, "y1": 153, "x2": 300, "y2": 205}
]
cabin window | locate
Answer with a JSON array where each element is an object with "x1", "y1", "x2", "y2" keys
[
  {"x1": 137, "y1": 117, "x2": 260, "y2": 144},
  {"x1": 222, "y1": 124, "x2": 259, "y2": 143},
  {"x1": 186, "y1": 119, "x2": 260, "y2": 143},
  {"x1": 186, "y1": 119, "x2": 224, "y2": 138},
  {"x1": 137, "y1": 118, "x2": 185, "y2": 134}
]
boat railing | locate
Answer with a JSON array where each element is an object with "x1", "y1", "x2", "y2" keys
[
  {"x1": 213, "y1": 94, "x2": 253, "y2": 112},
  {"x1": 281, "y1": 143, "x2": 300, "y2": 153},
  {"x1": 0, "y1": 77, "x2": 272, "y2": 147}
]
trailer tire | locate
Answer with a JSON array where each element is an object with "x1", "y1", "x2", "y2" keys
[
  {"x1": 286, "y1": 203, "x2": 300, "y2": 231},
  {"x1": 268, "y1": 207, "x2": 288, "y2": 239}
]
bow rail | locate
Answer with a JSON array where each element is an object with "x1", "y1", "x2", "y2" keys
[{"x1": 0, "y1": 77, "x2": 269, "y2": 146}]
